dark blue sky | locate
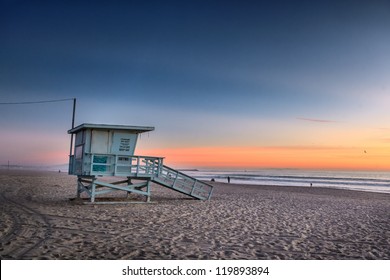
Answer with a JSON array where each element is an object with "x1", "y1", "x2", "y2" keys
[{"x1": 1, "y1": 0, "x2": 390, "y2": 167}]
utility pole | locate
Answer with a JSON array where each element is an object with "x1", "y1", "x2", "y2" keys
[
  {"x1": 69, "y1": 98, "x2": 77, "y2": 168},
  {"x1": 71, "y1": 98, "x2": 76, "y2": 129}
]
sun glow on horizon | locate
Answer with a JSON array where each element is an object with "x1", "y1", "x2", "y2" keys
[{"x1": 138, "y1": 145, "x2": 390, "y2": 171}]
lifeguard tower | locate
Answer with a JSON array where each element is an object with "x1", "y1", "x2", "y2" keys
[{"x1": 68, "y1": 123, "x2": 213, "y2": 203}]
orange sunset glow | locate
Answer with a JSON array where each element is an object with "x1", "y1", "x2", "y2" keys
[{"x1": 139, "y1": 145, "x2": 390, "y2": 171}]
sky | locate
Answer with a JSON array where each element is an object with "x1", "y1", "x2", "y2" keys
[{"x1": 1, "y1": 0, "x2": 390, "y2": 170}]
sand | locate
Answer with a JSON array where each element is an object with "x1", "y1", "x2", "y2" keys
[{"x1": 0, "y1": 170, "x2": 389, "y2": 260}]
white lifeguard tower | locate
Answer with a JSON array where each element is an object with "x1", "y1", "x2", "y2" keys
[{"x1": 68, "y1": 123, "x2": 213, "y2": 203}]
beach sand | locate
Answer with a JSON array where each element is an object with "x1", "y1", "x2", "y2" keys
[{"x1": 0, "y1": 170, "x2": 389, "y2": 260}]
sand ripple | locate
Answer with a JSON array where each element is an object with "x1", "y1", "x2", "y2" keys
[{"x1": 0, "y1": 170, "x2": 389, "y2": 259}]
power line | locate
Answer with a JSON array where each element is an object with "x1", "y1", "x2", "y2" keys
[
  {"x1": 0, "y1": 98, "x2": 75, "y2": 105},
  {"x1": 0, "y1": 97, "x2": 77, "y2": 158}
]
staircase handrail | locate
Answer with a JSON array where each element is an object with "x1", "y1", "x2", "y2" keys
[{"x1": 160, "y1": 165, "x2": 214, "y2": 189}]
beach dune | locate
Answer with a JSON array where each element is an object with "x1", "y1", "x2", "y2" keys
[{"x1": 0, "y1": 170, "x2": 389, "y2": 259}]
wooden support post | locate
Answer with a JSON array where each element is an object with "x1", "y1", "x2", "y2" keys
[
  {"x1": 77, "y1": 177, "x2": 81, "y2": 198},
  {"x1": 146, "y1": 180, "x2": 151, "y2": 202},
  {"x1": 91, "y1": 177, "x2": 96, "y2": 203},
  {"x1": 126, "y1": 177, "x2": 132, "y2": 198}
]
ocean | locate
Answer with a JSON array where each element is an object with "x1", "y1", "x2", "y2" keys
[
  {"x1": 182, "y1": 169, "x2": 390, "y2": 194},
  {"x1": 4, "y1": 164, "x2": 388, "y2": 194}
]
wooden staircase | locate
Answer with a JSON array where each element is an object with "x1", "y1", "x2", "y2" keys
[{"x1": 152, "y1": 165, "x2": 214, "y2": 200}]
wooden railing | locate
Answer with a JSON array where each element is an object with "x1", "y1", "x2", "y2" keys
[
  {"x1": 72, "y1": 153, "x2": 214, "y2": 200},
  {"x1": 89, "y1": 154, "x2": 164, "y2": 177}
]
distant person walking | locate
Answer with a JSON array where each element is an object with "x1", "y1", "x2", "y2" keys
[{"x1": 227, "y1": 176, "x2": 231, "y2": 183}]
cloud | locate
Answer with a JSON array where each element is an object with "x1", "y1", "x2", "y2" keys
[{"x1": 297, "y1": 117, "x2": 338, "y2": 123}]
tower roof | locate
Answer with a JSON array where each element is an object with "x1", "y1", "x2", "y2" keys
[{"x1": 68, "y1": 123, "x2": 155, "y2": 134}]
